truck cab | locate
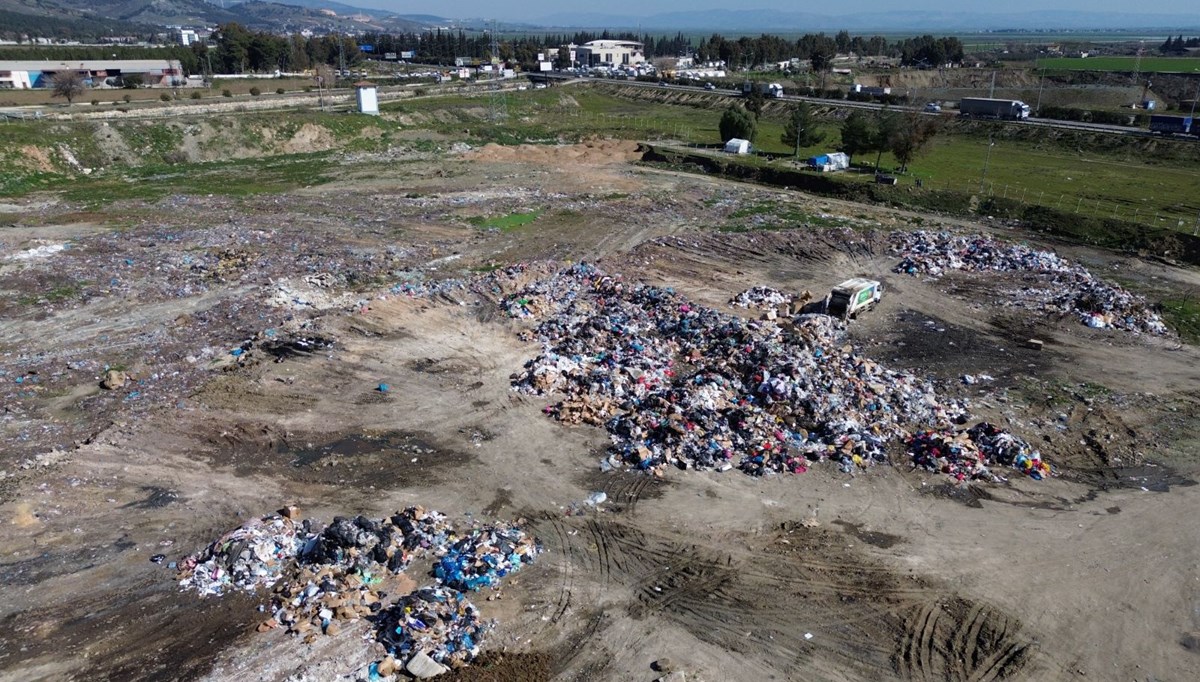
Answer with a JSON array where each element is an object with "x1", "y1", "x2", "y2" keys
[{"x1": 827, "y1": 278, "x2": 883, "y2": 320}]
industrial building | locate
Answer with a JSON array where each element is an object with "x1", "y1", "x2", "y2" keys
[
  {"x1": 0, "y1": 59, "x2": 185, "y2": 89},
  {"x1": 575, "y1": 40, "x2": 646, "y2": 67}
]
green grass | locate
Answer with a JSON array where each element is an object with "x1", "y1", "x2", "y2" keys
[
  {"x1": 61, "y1": 154, "x2": 335, "y2": 206},
  {"x1": 904, "y1": 136, "x2": 1200, "y2": 228},
  {"x1": 1036, "y1": 56, "x2": 1200, "y2": 73},
  {"x1": 468, "y1": 209, "x2": 543, "y2": 232},
  {"x1": 1161, "y1": 297, "x2": 1200, "y2": 344}
]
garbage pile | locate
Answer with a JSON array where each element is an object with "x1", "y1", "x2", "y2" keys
[
  {"x1": 906, "y1": 421, "x2": 1052, "y2": 481},
  {"x1": 729, "y1": 286, "x2": 791, "y2": 309},
  {"x1": 177, "y1": 506, "x2": 542, "y2": 670},
  {"x1": 890, "y1": 231, "x2": 1169, "y2": 335},
  {"x1": 508, "y1": 263, "x2": 985, "y2": 478},
  {"x1": 177, "y1": 514, "x2": 302, "y2": 596}
]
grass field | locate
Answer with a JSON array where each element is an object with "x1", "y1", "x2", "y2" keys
[
  {"x1": 383, "y1": 89, "x2": 1200, "y2": 230},
  {"x1": 1036, "y1": 56, "x2": 1200, "y2": 73}
]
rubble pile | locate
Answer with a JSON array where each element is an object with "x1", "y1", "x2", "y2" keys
[
  {"x1": 177, "y1": 507, "x2": 541, "y2": 668},
  {"x1": 729, "y1": 286, "x2": 791, "y2": 309},
  {"x1": 907, "y1": 421, "x2": 1052, "y2": 481},
  {"x1": 509, "y1": 264, "x2": 981, "y2": 477},
  {"x1": 890, "y1": 231, "x2": 1169, "y2": 335}
]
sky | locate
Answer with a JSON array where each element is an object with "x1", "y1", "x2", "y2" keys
[{"x1": 344, "y1": 1, "x2": 1200, "y2": 23}]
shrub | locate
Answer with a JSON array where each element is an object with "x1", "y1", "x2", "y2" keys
[
  {"x1": 304, "y1": 85, "x2": 313, "y2": 92},
  {"x1": 190, "y1": 91, "x2": 201, "y2": 100},
  {"x1": 122, "y1": 94, "x2": 131, "y2": 103},
  {"x1": 222, "y1": 89, "x2": 232, "y2": 98},
  {"x1": 276, "y1": 87, "x2": 285, "y2": 94},
  {"x1": 160, "y1": 93, "x2": 171, "y2": 102},
  {"x1": 91, "y1": 99, "x2": 99, "y2": 106},
  {"x1": 249, "y1": 86, "x2": 261, "y2": 96}
]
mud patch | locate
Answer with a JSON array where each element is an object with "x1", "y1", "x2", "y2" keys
[
  {"x1": 833, "y1": 519, "x2": 904, "y2": 549},
  {"x1": 576, "y1": 469, "x2": 670, "y2": 513},
  {"x1": 440, "y1": 651, "x2": 555, "y2": 682},
  {"x1": 122, "y1": 486, "x2": 181, "y2": 509},
  {"x1": 893, "y1": 598, "x2": 1033, "y2": 681},
  {"x1": 282, "y1": 430, "x2": 473, "y2": 489},
  {"x1": 0, "y1": 584, "x2": 260, "y2": 682}
]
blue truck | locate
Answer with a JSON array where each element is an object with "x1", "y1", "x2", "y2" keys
[{"x1": 1148, "y1": 114, "x2": 1194, "y2": 136}]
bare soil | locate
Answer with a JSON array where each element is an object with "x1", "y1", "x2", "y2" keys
[{"x1": 1, "y1": 142, "x2": 1198, "y2": 682}]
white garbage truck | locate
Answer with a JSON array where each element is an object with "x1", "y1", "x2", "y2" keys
[{"x1": 826, "y1": 278, "x2": 883, "y2": 319}]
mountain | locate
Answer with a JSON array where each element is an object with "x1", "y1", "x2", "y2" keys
[
  {"x1": 0, "y1": 0, "x2": 446, "y2": 33},
  {"x1": 538, "y1": 9, "x2": 1200, "y2": 31}
]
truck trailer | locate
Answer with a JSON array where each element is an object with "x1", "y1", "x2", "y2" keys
[
  {"x1": 958, "y1": 97, "x2": 1031, "y2": 120},
  {"x1": 741, "y1": 81, "x2": 784, "y2": 98},
  {"x1": 1148, "y1": 114, "x2": 1194, "y2": 136}
]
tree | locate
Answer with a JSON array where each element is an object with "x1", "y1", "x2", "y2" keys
[
  {"x1": 889, "y1": 111, "x2": 941, "y2": 172},
  {"x1": 838, "y1": 111, "x2": 875, "y2": 162},
  {"x1": 781, "y1": 102, "x2": 826, "y2": 157},
  {"x1": 719, "y1": 105, "x2": 757, "y2": 142},
  {"x1": 808, "y1": 40, "x2": 836, "y2": 89},
  {"x1": 50, "y1": 70, "x2": 86, "y2": 105},
  {"x1": 872, "y1": 108, "x2": 900, "y2": 170},
  {"x1": 743, "y1": 85, "x2": 766, "y2": 119}
]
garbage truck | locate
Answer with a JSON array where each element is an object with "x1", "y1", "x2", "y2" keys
[
  {"x1": 826, "y1": 278, "x2": 883, "y2": 319},
  {"x1": 958, "y1": 97, "x2": 1031, "y2": 120}
]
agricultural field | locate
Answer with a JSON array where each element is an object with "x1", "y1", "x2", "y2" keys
[{"x1": 1036, "y1": 56, "x2": 1200, "y2": 73}]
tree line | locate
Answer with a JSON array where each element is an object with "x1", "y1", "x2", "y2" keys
[
  {"x1": 1160, "y1": 35, "x2": 1200, "y2": 54},
  {"x1": 697, "y1": 32, "x2": 964, "y2": 69},
  {"x1": 719, "y1": 100, "x2": 940, "y2": 172}
]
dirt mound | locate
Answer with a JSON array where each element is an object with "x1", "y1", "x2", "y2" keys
[
  {"x1": 467, "y1": 139, "x2": 641, "y2": 165},
  {"x1": 281, "y1": 122, "x2": 336, "y2": 154},
  {"x1": 17, "y1": 145, "x2": 56, "y2": 173}
]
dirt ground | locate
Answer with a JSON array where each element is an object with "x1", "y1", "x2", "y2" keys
[{"x1": 1, "y1": 140, "x2": 1199, "y2": 682}]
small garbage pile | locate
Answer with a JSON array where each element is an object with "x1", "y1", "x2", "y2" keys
[
  {"x1": 177, "y1": 506, "x2": 542, "y2": 673},
  {"x1": 906, "y1": 421, "x2": 1052, "y2": 481},
  {"x1": 177, "y1": 514, "x2": 302, "y2": 596},
  {"x1": 508, "y1": 263, "x2": 987, "y2": 478},
  {"x1": 890, "y1": 231, "x2": 1169, "y2": 336},
  {"x1": 729, "y1": 286, "x2": 791, "y2": 309}
]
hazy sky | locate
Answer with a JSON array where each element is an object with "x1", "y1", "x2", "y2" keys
[{"x1": 347, "y1": 1, "x2": 1200, "y2": 22}]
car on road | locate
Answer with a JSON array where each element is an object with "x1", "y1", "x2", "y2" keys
[
  {"x1": 704, "y1": 82, "x2": 715, "y2": 90},
  {"x1": 924, "y1": 102, "x2": 942, "y2": 113}
]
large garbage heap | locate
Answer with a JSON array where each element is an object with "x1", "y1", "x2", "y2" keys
[
  {"x1": 505, "y1": 264, "x2": 1053, "y2": 479},
  {"x1": 890, "y1": 230, "x2": 1170, "y2": 335},
  {"x1": 178, "y1": 507, "x2": 541, "y2": 673}
]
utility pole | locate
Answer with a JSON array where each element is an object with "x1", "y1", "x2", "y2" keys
[
  {"x1": 989, "y1": 70, "x2": 996, "y2": 99},
  {"x1": 978, "y1": 135, "x2": 995, "y2": 195},
  {"x1": 1035, "y1": 69, "x2": 1045, "y2": 116}
]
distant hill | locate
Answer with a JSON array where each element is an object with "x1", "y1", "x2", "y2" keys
[
  {"x1": 538, "y1": 8, "x2": 1200, "y2": 31},
  {"x1": 0, "y1": 0, "x2": 442, "y2": 34}
]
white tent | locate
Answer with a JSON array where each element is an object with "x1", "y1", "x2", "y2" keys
[{"x1": 724, "y1": 138, "x2": 751, "y2": 154}]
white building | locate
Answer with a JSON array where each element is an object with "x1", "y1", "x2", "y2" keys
[
  {"x1": 576, "y1": 40, "x2": 645, "y2": 68},
  {"x1": 0, "y1": 60, "x2": 185, "y2": 89},
  {"x1": 354, "y1": 82, "x2": 379, "y2": 115}
]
